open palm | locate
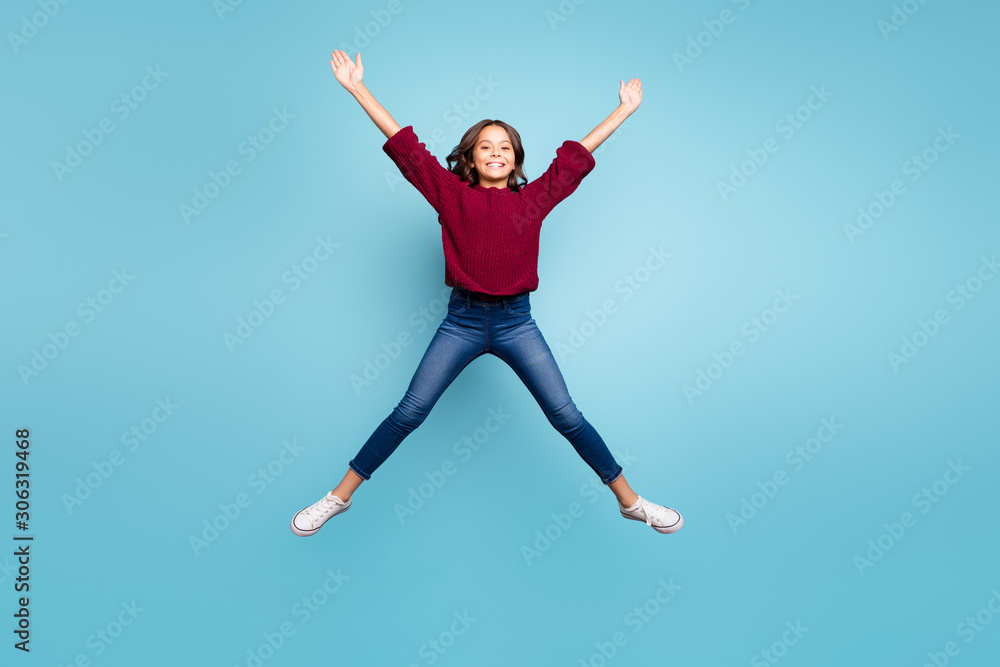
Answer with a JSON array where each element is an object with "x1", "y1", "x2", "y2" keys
[
  {"x1": 619, "y1": 78, "x2": 642, "y2": 114},
  {"x1": 330, "y1": 50, "x2": 364, "y2": 92}
]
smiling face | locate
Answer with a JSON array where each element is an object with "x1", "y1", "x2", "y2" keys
[{"x1": 473, "y1": 125, "x2": 515, "y2": 188}]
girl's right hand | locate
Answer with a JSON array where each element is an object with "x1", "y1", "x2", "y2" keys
[{"x1": 330, "y1": 49, "x2": 364, "y2": 92}]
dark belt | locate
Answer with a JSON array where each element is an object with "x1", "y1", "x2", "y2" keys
[{"x1": 454, "y1": 286, "x2": 526, "y2": 303}]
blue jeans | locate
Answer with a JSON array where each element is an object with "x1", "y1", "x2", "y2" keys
[{"x1": 349, "y1": 287, "x2": 624, "y2": 485}]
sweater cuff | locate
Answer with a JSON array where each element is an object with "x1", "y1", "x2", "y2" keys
[
  {"x1": 383, "y1": 125, "x2": 415, "y2": 152},
  {"x1": 560, "y1": 139, "x2": 596, "y2": 173}
]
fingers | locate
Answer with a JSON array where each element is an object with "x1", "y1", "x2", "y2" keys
[{"x1": 329, "y1": 49, "x2": 356, "y2": 70}]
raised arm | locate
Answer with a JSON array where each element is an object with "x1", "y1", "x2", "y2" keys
[
  {"x1": 579, "y1": 78, "x2": 642, "y2": 153},
  {"x1": 330, "y1": 50, "x2": 401, "y2": 140}
]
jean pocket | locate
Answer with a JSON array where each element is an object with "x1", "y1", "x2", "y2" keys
[
  {"x1": 448, "y1": 295, "x2": 468, "y2": 315},
  {"x1": 504, "y1": 297, "x2": 530, "y2": 316}
]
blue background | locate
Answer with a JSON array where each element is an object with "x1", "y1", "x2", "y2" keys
[{"x1": 2, "y1": 0, "x2": 998, "y2": 665}]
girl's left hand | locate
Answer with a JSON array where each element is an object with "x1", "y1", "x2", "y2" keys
[{"x1": 619, "y1": 78, "x2": 642, "y2": 114}]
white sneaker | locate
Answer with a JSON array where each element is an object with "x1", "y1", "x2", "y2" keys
[
  {"x1": 290, "y1": 492, "x2": 351, "y2": 536},
  {"x1": 620, "y1": 495, "x2": 683, "y2": 534}
]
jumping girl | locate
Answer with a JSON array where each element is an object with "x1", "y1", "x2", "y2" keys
[{"x1": 290, "y1": 50, "x2": 683, "y2": 537}]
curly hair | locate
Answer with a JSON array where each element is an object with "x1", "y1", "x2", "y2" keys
[{"x1": 446, "y1": 119, "x2": 528, "y2": 192}]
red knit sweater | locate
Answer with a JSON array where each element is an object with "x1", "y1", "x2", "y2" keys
[{"x1": 382, "y1": 125, "x2": 596, "y2": 295}]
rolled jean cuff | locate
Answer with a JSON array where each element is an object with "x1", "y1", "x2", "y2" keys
[
  {"x1": 602, "y1": 465, "x2": 624, "y2": 485},
  {"x1": 348, "y1": 459, "x2": 372, "y2": 481}
]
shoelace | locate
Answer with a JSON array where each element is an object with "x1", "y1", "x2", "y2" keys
[
  {"x1": 637, "y1": 497, "x2": 675, "y2": 528},
  {"x1": 301, "y1": 496, "x2": 341, "y2": 526}
]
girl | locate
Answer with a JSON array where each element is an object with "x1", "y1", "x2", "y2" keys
[{"x1": 291, "y1": 50, "x2": 683, "y2": 537}]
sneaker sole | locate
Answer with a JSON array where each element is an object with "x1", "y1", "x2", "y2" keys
[
  {"x1": 290, "y1": 503, "x2": 351, "y2": 537},
  {"x1": 620, "y1": 510, "x2": 683, "y2": 534}
]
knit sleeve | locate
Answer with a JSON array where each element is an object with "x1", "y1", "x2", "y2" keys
[
  {"x1": 383, "y1": 125, "x2": 461, "y2": 218},
  {"x1": 519, "y1": 140, "x2": 596, "y2": 221}
]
